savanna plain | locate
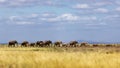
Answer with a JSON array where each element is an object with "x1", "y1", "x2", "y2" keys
[{"x1": 0, "y1": 45, "x2": 120, "y2": 68}]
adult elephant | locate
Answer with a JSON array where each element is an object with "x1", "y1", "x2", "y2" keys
[
  {"x1": 36, "y1": 41, "x2": 44, "y2": 47},
  {"x1": 93, "y1": 44, "x2": 98, "y2": 47},
  {"x1": 80, "y1": 42, "x2": 89, "y2": 47},
  {"x1": 62, "y1": 43, "x2": 68, "y2": 47},
  {"x1": 106, "y1": 44, "x2": 112, "y2": 47},
  {"x1": 44, "y1": 40, "x2": 52, "y2": 47},
  {"x1": 69, "y1": 41, "x2": 78, "y2": 47},
  {"x1": 8, "y1": 40, "x2": 18, "y2": 47},
  {"x1": 54, "y1": 41, "x2": 62, "y2": 47},
  {"x1": 21, "y1": 41, "x2": 29, "y2": 47},
  {"x1": 29, "y1": 43, "x2": 36, "y2": 47}
]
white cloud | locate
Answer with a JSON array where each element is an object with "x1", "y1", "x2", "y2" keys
[
  {"x1": 94, "y1": 2, "x2": 112, "y2": 6},
  {"x1": 9, "y1": 14, "x2": 39, "y2": 21},
  {"x1": 41, "y1": 13, "x2": 55, "y2": 17},
  {"x1": 0, "y1": 0, "x2": 63, "y2": 7},
  {"x1": 7, "y1": 13, "x2": 97, "y2": 25},
  {"x1": 78, "y1": 16, "x2": 97, "y2": 20},
  {"x1": 73, "y1": 4, "x2": 90, "y2": 9},
  {"x1": 0, "y1": 0, "x2": 6, "y2": 3},
  {"x1": 86, "y1": 22, "x2": 107, "y2": 26},
  {"x1": 116, "y1": 1, "x2": 120, "y2": 5},
  {"x1": 57, "y1": 13, "x2": 79, "y2": 21},
  {"x1": 8, "y1": 15, "x2": 37, "y2": 25},
  {"x1": 9, "y1": 16, "x2": 18, "y2": 21},
  {"x1": 17, "y1": 0, "x2": 26, "y2": 2},
  {"x1": 40, "y1": 13, "x2": 97, "y2": 23},
  {"x1": 103, "y1": 15, "x2": 120, "y2": 20},
  {"x1": 42, "y1": 13, "x2": 51, "y2": 17},
  {"x1": 94, "y1": 8, "x2": 109, "y2": 13},
  {"x1": 29, "y1": 14, "x2": 39, "y2": 18},
  {"x1": 9, "y1": 1, "x2": 22, "y2": 6},
  {"x1": 116, "y1": 7, "x2": 120, "y2": 11},
  {"x1": 95, "y1": 3, "x2": 106, "y2": 6},
  {"x1": 40, "y1": 13, "x2": 79, "y2": 22},
  {"x1": 45, "y1": 1, "x2": 54, "y2": 5},
  {"x1": 41, "y1": 17, "x2": 58, "y2": 22},
  {"x1": 15, "y1": 21, "x2": 34, "y2": 25}
]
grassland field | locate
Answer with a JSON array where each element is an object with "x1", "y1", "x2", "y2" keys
[{"x1": 0, "y1": 45, "x2": 120, "y2": 68}]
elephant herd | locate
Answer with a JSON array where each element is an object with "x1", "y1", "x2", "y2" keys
[{"x1": 8, "y1": 40, "x2": 115, "y2": 47}]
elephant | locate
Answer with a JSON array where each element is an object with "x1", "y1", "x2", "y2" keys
[
  {"x1": 8, "y1": 40, "x2": 18, "y2": 47},
  {"x1": 21, "y1": 41, "x2": 29, "y2": 47}
]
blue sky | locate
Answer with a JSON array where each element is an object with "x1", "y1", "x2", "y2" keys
[{"x1": 0, "y1": 0, "x2": 120, "y2": 43}]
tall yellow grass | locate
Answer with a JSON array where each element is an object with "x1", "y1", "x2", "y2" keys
[{"x1": 0, "y1": 47, "x2": 120, "y2": 68}]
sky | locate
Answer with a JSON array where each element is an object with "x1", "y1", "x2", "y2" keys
[{"x1": 0, "y1": 0, "x2": 120, "y2": 43}]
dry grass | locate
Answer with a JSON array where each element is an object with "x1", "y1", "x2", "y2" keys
[{"x1": 0, "y1": 47, "x2": 120, "y2": 68}]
